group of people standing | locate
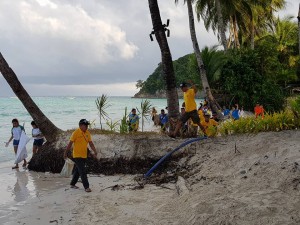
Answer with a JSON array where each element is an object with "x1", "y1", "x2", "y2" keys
[
  {"x1": 222, "y1": 103, "x2": 265, "y2": 120},
  {"x1": 222, "y1": 104, "x2": 244, "y2": 120},
  {"x1": 151, "y1": 81, "x2": 219, "y2": 138}
]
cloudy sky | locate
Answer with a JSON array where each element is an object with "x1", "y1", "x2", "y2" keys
[{"x1": 0, "y1": 0, "x2": 297, "y2": 97}]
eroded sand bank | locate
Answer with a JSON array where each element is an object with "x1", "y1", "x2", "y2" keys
[{"x1": 1, "y1": 130, "x2": 300, "y2": 225}]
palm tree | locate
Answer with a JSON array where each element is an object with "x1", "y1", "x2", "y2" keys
[
  {"x1": 139, "y1": 99, "x2": 152, "y2": 132},
  {"x1": 0, "y1": 52, "x2": 61, "y2": 142},
  {"x1": 185, "y1": 0, "x2": 223, "y2": 117},
  {"x1": 192, "y1": 0, "x2": 228, "y2": 51},
  {"x1": 215, "y1": 0, "x2": 228, "y2": 51},
  {"x1": 95, "y1": 94, "x2": 110, "y2": 130},
  {"x1": 262, "y1": 16, "x2": 298, "y2": 53},
  {"x1": 148, "y1": 0, "x2": 180, "y2": 131},
  {"x1": 298, "y1": 3, "x2": 300, "y2": 55},
  {"x1": 188, "y1": 45, "x2": 227, "y2": 87},
  {"x1": 195, "y1": 0, "x2": 286, "y2": 50}
]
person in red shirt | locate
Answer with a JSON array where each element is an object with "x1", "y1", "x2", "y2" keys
[{"x1": 254, "y1": 103, "x2": 264, "y2": 118}]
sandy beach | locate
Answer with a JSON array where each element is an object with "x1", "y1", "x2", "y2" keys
[{"x1": 1, "y1": 130, "x2": 300, "y2": 225}]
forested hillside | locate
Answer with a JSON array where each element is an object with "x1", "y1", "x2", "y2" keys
[
  {"x1": 134, "y1": 54, "x2": 199, "y2": 97},
  {"x1": 135, "y1": 17, "x2": 300, "y2": 112}
]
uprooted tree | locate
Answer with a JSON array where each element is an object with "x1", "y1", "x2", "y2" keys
[{"x1": 0, "y1": 52, "x2": 62, "y2": 142}]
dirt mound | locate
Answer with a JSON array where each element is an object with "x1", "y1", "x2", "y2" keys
[{"x1": 72, "y1": 130, "x2": 300, "y2": 225}]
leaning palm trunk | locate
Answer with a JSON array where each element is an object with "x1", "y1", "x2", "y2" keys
[
  {"x1": 186, "y1": 0, "x2": 222, "y2": 118},
  {"x1": 298, "y1": 4, "x2": 300, "y2": 55},
  {"x1": 148, "y1": 0, "x2": 180, "y2": 131},
  {"x1": 250, "y1": 20, "x2": 255, "y2": 50},
  {"x1": 0, "y1": 52, "x2": 62, "y2": 142},
  {"x1": 215, "y1": 0, "x2": 227, "y2": 52},
  {"x1": 232, "y1": 15, "x2": 240, "y2": 49}
]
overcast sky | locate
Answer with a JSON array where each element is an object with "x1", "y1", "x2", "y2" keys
[{"x1": 0, "y1": 0, "x2": 297, "y2": 97}]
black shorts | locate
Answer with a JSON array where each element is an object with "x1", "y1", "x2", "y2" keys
[
  {"x1": 180, "y1": 110, "x2": 200, "y2": 125},
  {"x1": 33, "y1": 138, "x2": 44, "y2": 146}
]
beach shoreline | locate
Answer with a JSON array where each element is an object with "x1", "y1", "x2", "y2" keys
[{"x1": 1, "y1": 130, "x2": 300, "y2": 225}]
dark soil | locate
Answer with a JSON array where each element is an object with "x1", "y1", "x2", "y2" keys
[{"x1": 27, "y1": 142, "x2": 189, "y2": 184}]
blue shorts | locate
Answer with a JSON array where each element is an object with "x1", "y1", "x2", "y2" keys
[
  {"x1": 33, "y1": 139, "x2": 44, "y2": 146},
  {"x1": 13, "y1": 139, "x2": 19, "y2": 146}
]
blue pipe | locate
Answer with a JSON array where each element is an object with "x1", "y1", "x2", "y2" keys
[{"x1": 144, "y1": 136, "x2": 207, "y2": 178}]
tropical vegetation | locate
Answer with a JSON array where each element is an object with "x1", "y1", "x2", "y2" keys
[
  {"x1": 137, "y1": 13, "x2": 299, "y2": 112},
  {"x1": 95, "y1": 94, "x2": 110, "y2": 130}
]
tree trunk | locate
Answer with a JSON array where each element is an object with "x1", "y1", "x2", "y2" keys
[
  {"x1": 250, "y1": 20, "x2": 255, "y2": 50},
  {"x1": 298, "y1": 4, "x2": 300, "y2": 55},
  {"x1": 186, "y1": 0, "x2": 222, "y2": 118},
  {"x1": 0, "y1": 52, "x2": 62, "y2": 142},
  {"x1": 233, "y1": 15, "x2": 240, "y2": 49},
  {"x1": 215, "y1": 0, "x2": 227, "y2": 52},
  {"x1": 148, "y1": 0, "x2": 180, "y2": 131}
]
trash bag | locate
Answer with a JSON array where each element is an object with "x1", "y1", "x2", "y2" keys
[
  {"x1": 60, "y1": 158, "x2": 74, "y2": 177},
  {"x1": 15, "y1": 131, "x2": 30, "y2": 164}
]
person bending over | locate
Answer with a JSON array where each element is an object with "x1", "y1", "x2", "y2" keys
[{"x1": 169, "y1": 81, "x2": 206, "y2": 138}]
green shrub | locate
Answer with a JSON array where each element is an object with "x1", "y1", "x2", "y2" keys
[{"x1": 218, "y1": 110, "x2": 300, "y2": 136}]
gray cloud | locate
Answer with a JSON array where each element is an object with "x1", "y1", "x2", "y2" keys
[{"x1": 0, "y1": 0, "x2": 295, "y2": 96}]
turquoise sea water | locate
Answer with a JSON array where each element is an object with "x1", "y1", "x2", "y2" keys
[{"x1": 0, "y1": 96, "x2": 189, "y2": 163}]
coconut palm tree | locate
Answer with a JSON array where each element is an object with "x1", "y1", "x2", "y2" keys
[
  {"x1": 191, "y1": 0, "x2": 228, "y2": 51},
  {"x1": 148, "y1": 0, "x2": 180, "y2": 131},
  {"x1": 95, "y1": 94, "x2": 110, "y2": 130},
  {"x1": 183, "y1": 0, "x2": 223, "y2": 117},
  {"x1": 298, "y1": 3, "x2": 300, "y2": 55},
  {"x1": 195, "y1": 0, "x2": 286, "y2": 50},
  {"x1": 139, "y1": 99, "x2": 152, "y2": 132},
  {"x1": 215, "y1": 0, "x2": 228, "y2": 51},
  {"x1": 188, "y1": 45, "x2": 227, "y2": 87},
  {"x1": 0, "y1": 52, "x2": 62, "y2": 142}
]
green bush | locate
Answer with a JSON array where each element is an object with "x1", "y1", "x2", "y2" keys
[{"x1": 218, "y1": 110, "x2": 300, "y2": 136}]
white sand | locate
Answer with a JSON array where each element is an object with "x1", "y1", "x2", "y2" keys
[{"x1": 1, "y1": 130, "x2": 300, "y2": 225}]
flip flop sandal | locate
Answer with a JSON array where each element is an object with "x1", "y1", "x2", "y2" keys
[
  {"x1": 85, "y1": 188, "x2": 91, "y2": 192},
  {"x1": 70, "y1": 185, "x2": 79, "y2": 189},
  {"x1": 12, "y1": 166, "x2": 19, "y2": 169}
]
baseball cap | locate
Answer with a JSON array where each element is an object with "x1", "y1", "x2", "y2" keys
[
  {"x1": 179, "y1": 82, "x2": 188, "y2": 88},
  {"x1": 79, "y1": 119, "x2": 90, "y2": 125}
]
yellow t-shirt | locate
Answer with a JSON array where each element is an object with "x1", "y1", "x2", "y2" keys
[
  {"x1": 70, "y1": 128, "x2": 92, "y2": 158},
  {"x1": 198, "y1": 109, "x2": 204, "y2": 122},
  {"x1": 201, "y1": 119, "x2": 218, "y2": 137},
  {"x1": 184, "y1": 89, "x2": 197, "y2": 112}
]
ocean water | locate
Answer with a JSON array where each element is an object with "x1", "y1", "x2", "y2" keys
[{"x1": 0, "y1": 96, "x2": 189, "y2": 163}]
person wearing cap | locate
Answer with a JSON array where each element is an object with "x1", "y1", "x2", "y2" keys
[
  {"x1": 170, "y1": 80, "x2": 206, "y2": 138},
  {"x1": 64, "y1": 119, "x2": 98, "y2": 193},
  {"x1": 201, "y1": 113, "x2": 219, "y2": 137}
]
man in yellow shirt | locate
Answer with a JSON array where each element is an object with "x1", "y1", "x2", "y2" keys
[
  {"x1": 201, "y1": 113, "x2": 218, "y2": 137},
  {"x1": 64, "y1": 119, "x2": 98, "y2": 192},
  {"x1": 170, "y1": 81, "x2": 206, "y2": 138}
]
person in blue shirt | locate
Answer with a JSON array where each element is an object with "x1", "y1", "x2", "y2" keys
[
  {"x1": 231, "y1": 105, "x2": 240, "y2": 120},
  {"x1": 159, "y1": 109, "x2": 168, "y2": 132},
  {"x1": 128, "y1": 108, "x2": 139, "y2": 132},
  {"x1": 223, "y1": 106, "x2": 230, "y2": 118}
]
